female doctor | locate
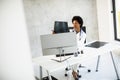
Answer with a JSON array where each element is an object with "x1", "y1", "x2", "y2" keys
[
  {"x1": 72, "y1": 16, "x2": 86, "y2": 80},
  {"x1": 72, "y1": 16, "x2": 86, "y2": 51}
]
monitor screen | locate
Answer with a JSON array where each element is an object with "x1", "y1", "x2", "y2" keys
[
  {"x1": 54, "y1": 21, "x2": 69, "y2": 33},
  {"x1": 40, "y1": 32, "x2": 77, "y2": 56}
]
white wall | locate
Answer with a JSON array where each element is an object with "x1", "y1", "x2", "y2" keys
[
  {"x1": 0, "y1": 0, "x2": 35, "y2": 80},
  {"x1": 96, "y1": 0, "x2": 114, "y2": 42},
  {"x1": 23, "y1": 0, "x2": 99, "y2": 58}
]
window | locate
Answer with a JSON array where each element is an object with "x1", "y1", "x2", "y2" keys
[{"x1": 112, "y1": 0, "x2": 120, "y2": 41}]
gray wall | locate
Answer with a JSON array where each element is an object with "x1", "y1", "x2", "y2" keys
[{"x1": 23, "y1": 0, "x2": 99, "y2": 58}]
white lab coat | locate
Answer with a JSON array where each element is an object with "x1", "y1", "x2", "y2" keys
[{"x1": 76, "y1": 29, "x2": 86, "y2": 51}]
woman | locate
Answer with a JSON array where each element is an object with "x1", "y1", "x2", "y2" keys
[
  {"x1": 72, "y1": 16, "x2": 86, "y2": 80},
  {"x1": 72, "y1": 16, "x2": 86, "y2": 51}
]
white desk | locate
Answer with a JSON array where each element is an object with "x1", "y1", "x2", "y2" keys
[
  {"x1": 33, "y1": 42, "x2": 120, "y2": 80},
  {"x1": 33, "y1": 52, "x2": 97, "y2": 80}
]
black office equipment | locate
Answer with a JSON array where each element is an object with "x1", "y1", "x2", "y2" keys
[
  {"x1": 56, "y1": 53, "x2": 73, "y2": 57},
  {"x1": 85, "y1": 41, "x2": 108, "y2": 48},
  {"x1": 54, "y1": 21, "x2": 69, "y2": 33},
  {"x1": 56, "y1": 52, "x2": 81, "y2": 57}
]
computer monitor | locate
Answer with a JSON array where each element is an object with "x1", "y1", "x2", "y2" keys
[
  {"x1": 54, "y1": 21, "x2": 69, "y2": 33},
  {"x1": 40, "y1": 32, "x2": 77, "y2": 62}
]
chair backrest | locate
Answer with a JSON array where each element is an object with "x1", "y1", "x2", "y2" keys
[{"x1": 81, "y1": 26, "x2": 86, "y2": 33}]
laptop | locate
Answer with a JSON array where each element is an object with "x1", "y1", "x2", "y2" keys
[{"x1": 85, "y1": 41, "x2": 108, "y2": 48}]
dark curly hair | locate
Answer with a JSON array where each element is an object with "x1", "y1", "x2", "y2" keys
[{"x1": 72, "y1": 16, "x2": 83, "y2": 28}]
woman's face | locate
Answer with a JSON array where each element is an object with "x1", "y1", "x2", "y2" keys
[{"x1": 72, "y1": 20, "x2": 81, "y2": 33}]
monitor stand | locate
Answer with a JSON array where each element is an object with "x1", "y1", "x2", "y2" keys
[{"x1": 51, "y1": 47, "x2": 71, "y2": 62}]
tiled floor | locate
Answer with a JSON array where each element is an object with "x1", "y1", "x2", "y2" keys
[{"x1": 50, "y1": 52, "x2": 120, "y2": 80}]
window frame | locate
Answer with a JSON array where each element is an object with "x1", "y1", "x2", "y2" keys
[{"x1": 112, "y1": 0, "x2": 120, "y2": 41}]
